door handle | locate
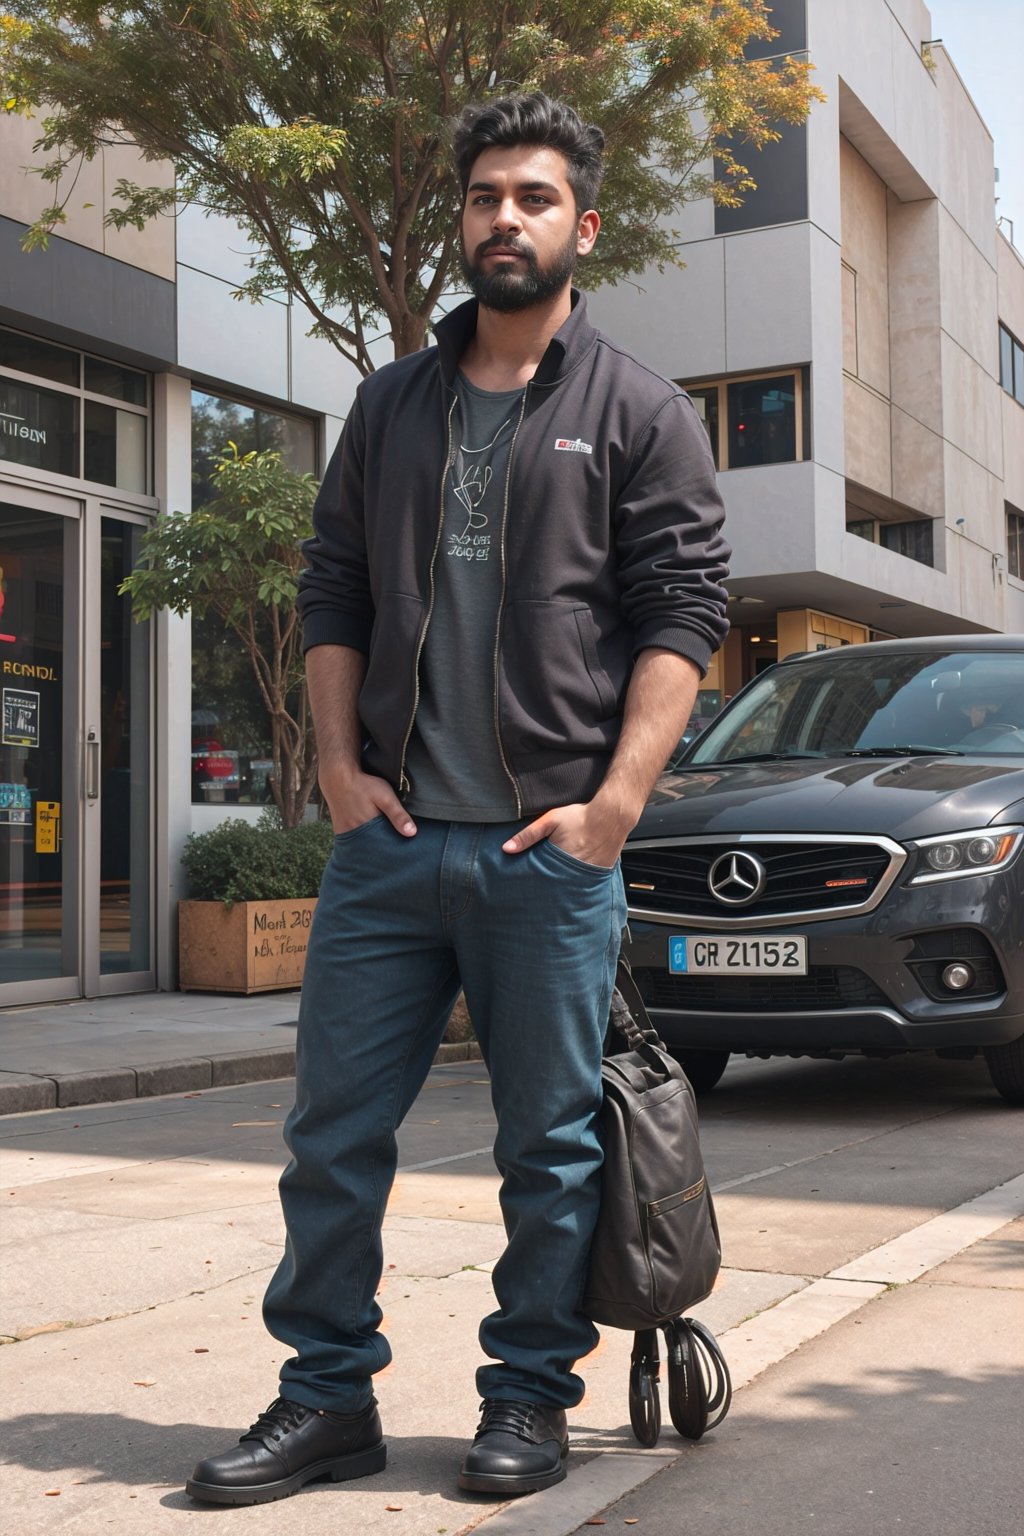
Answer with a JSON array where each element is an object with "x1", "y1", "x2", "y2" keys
[{"x1": 86, "y1": 728, "x2": 100, "y2": 800}]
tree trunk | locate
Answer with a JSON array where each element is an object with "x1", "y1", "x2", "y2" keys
[{"x1": 392, "y1": 311, "x2": 430, "y2": 358}]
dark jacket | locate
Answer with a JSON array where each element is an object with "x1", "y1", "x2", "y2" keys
[{"x1": 298, "y1": 291, "x2": 730, "y2": 812}]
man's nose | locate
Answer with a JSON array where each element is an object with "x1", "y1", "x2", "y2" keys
[{"x1": 491, "y1": 197, "x2": 522, "y2": 233}]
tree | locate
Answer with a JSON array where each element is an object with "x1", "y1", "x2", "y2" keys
[
  {"x1": 3, "y1": 2, "x2": 823, "y2": 375},
  {"x1": 120, "y1": 445, "x2": 319, "y2": 827}
]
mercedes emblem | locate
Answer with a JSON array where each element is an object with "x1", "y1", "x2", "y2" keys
[{"x1": 707, "y1": 850, "x2": 767, "y2": 906}]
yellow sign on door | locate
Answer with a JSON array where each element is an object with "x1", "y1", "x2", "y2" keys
[{"x1": 35, "y1": 800, "x2": 60, "y2": 854}]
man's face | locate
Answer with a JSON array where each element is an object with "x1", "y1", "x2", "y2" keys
[{"x1": 460, "y1": 144, "x2": 599, "y2": 313}]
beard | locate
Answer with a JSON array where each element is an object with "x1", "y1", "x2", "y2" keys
[{"x1": 461, "y1": 227, "x2": 579, "y2": 313}]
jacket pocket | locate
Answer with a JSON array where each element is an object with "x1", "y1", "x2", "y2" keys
[
  {"x1": 573, "y1": 606, "x2": 617, "y2": 717},
  {"x1": 503, "y1": 600, "x2": 619, "y2": 751}
]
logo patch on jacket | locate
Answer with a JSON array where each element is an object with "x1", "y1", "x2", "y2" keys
[{"x1": 554, "y1": 436, "x2": 593, "y2": 455}]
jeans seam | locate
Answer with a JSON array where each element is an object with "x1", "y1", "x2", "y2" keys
[
  {"x1": 348, "y1": 952, "x2": 458, "y2": 1370},
  {"x1": 445, "y1": 824, "x2": 484, "y2": 926},
  {"x1": 570, "y1": 878, "x2": 625, "y2": 1323}
]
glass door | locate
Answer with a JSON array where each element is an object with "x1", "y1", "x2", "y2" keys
[
  {"x1": 0, "y1": 490, "x2": 154, "y2": 1003},
  {"x1": 0, "y1": 493, "x2": 82, "y2": 1001},
  {"x1": 81, "y1": 513, "x2": 153, "y2": 993}
]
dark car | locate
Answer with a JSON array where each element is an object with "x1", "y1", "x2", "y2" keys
[{"x1": 622, "y1": 636, "x2": 1024, "y2": 1104}]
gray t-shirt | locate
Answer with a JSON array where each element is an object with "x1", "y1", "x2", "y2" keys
[{"x1": 403, "y1": 373, "x2": 524, "y2": 821}]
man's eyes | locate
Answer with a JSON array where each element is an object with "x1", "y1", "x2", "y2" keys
[{"x1": 471, "y1": 195, "x2": 552, "y2": 206}]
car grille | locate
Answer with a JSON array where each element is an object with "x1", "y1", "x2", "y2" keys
[
  {"x1": 621, "y1": 837, "x2": 901, "y2": 924},
  {"x1": 633, "y1": 965, "x2": 890, "y2": 1014}
]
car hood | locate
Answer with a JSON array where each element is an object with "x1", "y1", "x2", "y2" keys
[{"x1": 636, "y1": 756, "x2": 1024, "y2": 843}]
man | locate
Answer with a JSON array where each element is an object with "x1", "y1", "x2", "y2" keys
[{"x1": 187, "y1": 92, "x2": 730, "y2": 1507}]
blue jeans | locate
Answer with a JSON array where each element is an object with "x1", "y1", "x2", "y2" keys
[{"x1": 263, "y1": 816, "x2": 627, "y2": 1412}]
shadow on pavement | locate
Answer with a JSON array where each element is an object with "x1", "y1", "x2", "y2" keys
[{"x1": 3, "y1": 1410, "x2": 496, "y2": 1507}]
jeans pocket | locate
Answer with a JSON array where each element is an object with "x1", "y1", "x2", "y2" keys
[
  {"x1": 535, "y1": 837, "x2": 618, "y2": 878},
  {"x1": 333, "y1": 814, "x2": 386, "y2": 845}
]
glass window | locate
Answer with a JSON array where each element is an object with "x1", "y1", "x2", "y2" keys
[
  {"x1": 879, "y1": 519, "x2": 933, "y2": 566},
  {"x1": 1001, "y1": 325, "x2": 1015, "y2": 393},
  {"x1": 714, "y1": 121, "x2": 809, "y2": 234},
  {"x1": 847, "y1": 519, "x2": 876, "y2": 543},
  {"x1": 0, "y1": 378, "x2": 78, "y2": 477},
  {"x1": 1009, "y1": 510, "x2": 1024, "y2": 580},
  {"x1": 83, "y1": 401, "x2": 148, "y2": 493},
  {"x1": 690, "y1": 649, "x2": 1024, "y2": 764},
  {"x1": 99, "y1": 519, "x2": 151, "y2": 974},
  {"x1": 686, "y1": 387, "x2": 720, "y2": 468},
  {"x1": 727, "y1": 375, "x2": 797, "y2": 467},
  {"x1": 84, "y1": 357, "x2": 147, "y2": 407},
  {"x1": 0, "y1": 328, "x2": 79, "y2": 388},
  {"x1": 189, "y1": 389, "x2": 317, "y2": 804},
  {"x1": 741, "y1": 0, "x2": 806, "y2": 57},
  {"x1": 1014, "y1": 341, "x2": 1024, "y2": 408},
  {"x1": 191, "y1": 389, "x2": 316, "y2": 509},
  {"x1": 0, "y1": 330, "x2": 151, "y2": 491}
]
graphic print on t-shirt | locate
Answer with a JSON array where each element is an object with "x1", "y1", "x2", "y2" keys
[{"x1": 447, "y1": 399, "x2": 519, "y2": 561}]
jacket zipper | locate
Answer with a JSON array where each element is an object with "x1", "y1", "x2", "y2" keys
[
  {"x1": 492, "y1": 385, "x2": 530, "y2": 817},
  {"x1": 398, "y1": 389, "x2": 460, "y2": 795}
]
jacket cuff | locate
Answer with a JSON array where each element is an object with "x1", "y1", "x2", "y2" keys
[
  {"x1": 633, "y1": 624, "x2": 715, "y2": 679},
  {"x1": 300, "y1": 611, "x2": 372, "y2": 655}
]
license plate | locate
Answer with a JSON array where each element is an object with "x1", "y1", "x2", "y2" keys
[{"x1": 668, "y1": 935, "x2": 808, "y2": 975}]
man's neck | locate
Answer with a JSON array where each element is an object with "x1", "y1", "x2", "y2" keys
[{"x1": 459, "y1": 288, "x2": 573, "y2": 392}]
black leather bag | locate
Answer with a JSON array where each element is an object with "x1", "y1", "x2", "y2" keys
[{"x1": 582, "y1": 958, "x2": 732, "y2": 1447}]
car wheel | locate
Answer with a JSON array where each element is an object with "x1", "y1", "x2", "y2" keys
[
  {"x1": 671, "y1": 1049, "x2": 730, "y2": 1095},
  {"x1": 983, "y1": 1035, "x2": 1024, "y2": 1105}
]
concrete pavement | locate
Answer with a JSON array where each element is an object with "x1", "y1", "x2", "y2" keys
[
  {"x1": 2, "y1": 1050, "x2": 1022, "y2": 1535},
  {"x1": 0, "y1": 989, "x2": 480, "y2": 1114}
]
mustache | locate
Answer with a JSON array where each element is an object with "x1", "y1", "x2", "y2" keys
[{"x1": 473, "y1": 233, "x2": 536, "y2": 262}]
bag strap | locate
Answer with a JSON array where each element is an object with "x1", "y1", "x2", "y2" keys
[{"x1": 611, "y1": 955, "x2": 668, "y2": 1053}]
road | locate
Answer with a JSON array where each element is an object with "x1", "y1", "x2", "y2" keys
[{"x1": 2, "y1": 1051, "x2": 1022, "y2": 1535}]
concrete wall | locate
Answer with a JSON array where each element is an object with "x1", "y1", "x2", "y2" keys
[
  {"x1": 841, "y1": 137, "x2": 892, "y2": 499},
  {"x1": 0, "y1": 109, "x2": 176, "y2": 282},
  {"x1": 175, "y1": 204, "x2": 362, "y2": 429}
]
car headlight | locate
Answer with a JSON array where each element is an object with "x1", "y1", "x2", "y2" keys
[{"x1": 906, "y1": 826, "x2": 1024, "y2": 885}]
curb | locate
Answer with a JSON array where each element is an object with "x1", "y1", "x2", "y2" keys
[{"x1": 0, "y1": 1040, "x2": 483, "y2": 1117}]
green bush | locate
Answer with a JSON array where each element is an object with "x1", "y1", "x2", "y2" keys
[{"x1": 181, "y1": 809, "x2": 334, "y2": 904}]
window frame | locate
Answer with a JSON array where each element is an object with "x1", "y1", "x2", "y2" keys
[
  {"x1": 1008, "y1": 508, "x2": 1024, "y2": 581},
  {"x1": 999, "y1": 322, "x2": 1024, "y2": 407},
  {"x1": 677, "y1": 367, "x2": 808, "y2": 470},
  {"x1": 0, "y1": 323, "x2": 151, "y2": 495}
]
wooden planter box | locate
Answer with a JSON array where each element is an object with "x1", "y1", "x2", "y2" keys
[{"x1": 178, "y1": 898, "x2": 317, "y2": 994}]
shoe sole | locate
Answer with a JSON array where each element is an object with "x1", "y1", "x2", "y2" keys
[
  {"x1": 458, "y1": 1452, "x2": 568, "y2": 1497},
  {"x1": 185, "y1": 1440, "x2": 387, "y2": 1506}
]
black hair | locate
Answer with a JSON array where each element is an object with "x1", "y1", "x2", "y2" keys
[{"x1": 452, "y1": 92, "x2": 605, "y2": 214}]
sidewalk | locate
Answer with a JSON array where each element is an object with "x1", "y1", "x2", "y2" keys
[
  {"x1": 2, "y1": 1056, "x2": 1023, "y2": 1536},
  {"x1": 0, "y1": 990, "x2": 480, "y2": 1115}
]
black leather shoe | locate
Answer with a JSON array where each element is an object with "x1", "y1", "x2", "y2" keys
[
  {"x1": 185, "y1": 1395, "x2": 386, "y2": 1506},
  {"x1": 458, "y1": 1398, "x2": 569, "y2": 1495}
]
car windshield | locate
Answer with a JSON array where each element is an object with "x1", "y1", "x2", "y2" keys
[{"x1": 687, "y1": 650, "x2": 1024, "y2": 765}]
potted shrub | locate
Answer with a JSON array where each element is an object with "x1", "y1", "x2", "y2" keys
[{"x1": 178, "y1": 811, "x2": 333, "y2": 993}]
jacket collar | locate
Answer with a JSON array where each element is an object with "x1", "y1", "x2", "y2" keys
[{"x1": 432, "y1": 289, "x2": 597, "y2": 389}]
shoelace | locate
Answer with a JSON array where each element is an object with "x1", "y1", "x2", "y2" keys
[
  {"x1": 475, "y1": 1399, "x2": 538, "y2": 1442},
  {"x1": 241, "y1": 1396, "x2": 311, "y2": 1445}
]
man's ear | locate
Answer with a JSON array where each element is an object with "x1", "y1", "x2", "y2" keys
[{"x1": 577, "y1": 209, "x2": 601, "y2": 256}]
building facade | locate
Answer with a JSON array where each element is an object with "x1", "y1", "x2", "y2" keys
[
  {"x1": 587, "y1": 0, "x2": 1024, "y2": 716},
  {"x1": 0, "y1": 113, "x2": 358, "y2": 1004},
  {"x1": 2, "y1": 0, "x2": 1023, "y2": 1006}
]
